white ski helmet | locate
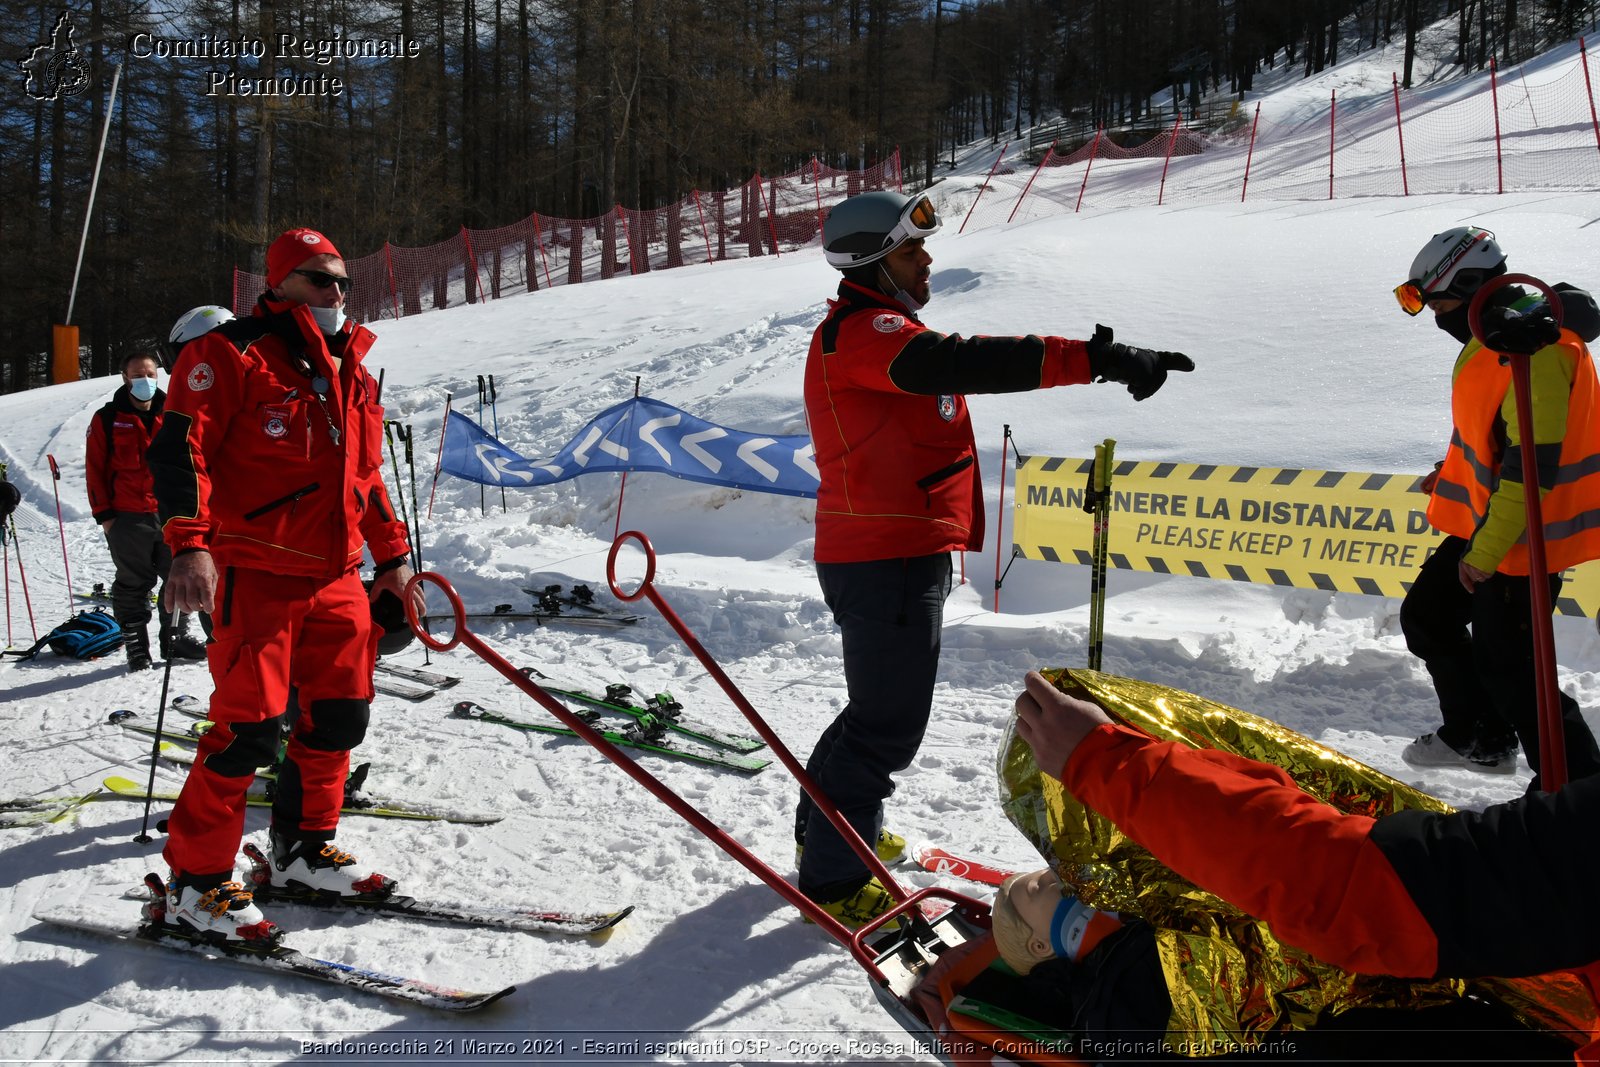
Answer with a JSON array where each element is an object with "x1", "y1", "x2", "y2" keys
[
  {"x1": 162, "y1": 305, "x2": 234, "y2": 368},
  {"x1": 1398, "y1": 226, "x2": 1506, "y2": 313},
  {"x1": 822, "y1": 191, "x2": 941, "y2": 270}
]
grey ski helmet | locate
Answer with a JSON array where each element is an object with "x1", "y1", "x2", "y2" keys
[
  {"x1": 822, "y1": 191, "x2": 941, "y2": 270},
  {"x1": 1395, "y1": 226, "x2": 1506, "y2": 315},
  {"x1": 162, "y1": 305, "x2": 235, "y2": 368}
]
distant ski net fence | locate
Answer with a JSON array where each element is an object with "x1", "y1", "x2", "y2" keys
[{"x1": 231, "y1": 42, "x2": 1600, "y2": 321}]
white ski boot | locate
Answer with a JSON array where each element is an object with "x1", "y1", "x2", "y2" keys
[
  {"x1": 157, "y1": 873, "x2": 283, "y2": 945},
  {"x1": 266, "y1": 831, "x2": 397, "y2": 899}
]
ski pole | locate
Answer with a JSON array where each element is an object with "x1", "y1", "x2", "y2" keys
[
  {"x1": 1469, "y1": 275, "x2": 1568, "y2": 792},
  {"x1": 1086, "y1": 439, "x2": 1116, "y2": 671},
  {"x1": 399, "y1": 422, "x2": 424, "y2": 574},
  {"x1": 384, "y1": 422, "x2": 417, "y2": 572},
  {"x1": 8, "y1": 519, "x2": 36, "y2": 642},
  {"x1": 3, "y1": 518, "x2": 10, "y2": 648},
  {"x1": 488, "y1": 374, "x2": 506, "y2": 513},
  {"x1": 475, "y1": 375, "x2": 487, "y2": 516},
  {"x1": 46, "y1": 454, "x2": 74, "y2": 609},
  {"x1": 133, "y1": 613, "x2": 179, "y2": 844}
]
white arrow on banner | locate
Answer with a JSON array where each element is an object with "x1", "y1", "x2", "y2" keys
[
  {"x1": 475, "y1": 444, "x2": 536, "y2": 483},
  {"x1": 681, "y1": 427, "x2": 727, "y2": 474},
  {"x1": 570, "y1": 426, "x2": 604, "y2": 467},
  {"x1": 599, "y1": 437, "x2": 629, "y2": 461},
  {"x1": 737, "y1": 437, "x2": 779, "y2": 482},
  {"x1": 793, "y1": 446, "x2": 819, "y2": 481},
  {"x1": 639, "y1": 414, "x2": 681, "y2": 465}
]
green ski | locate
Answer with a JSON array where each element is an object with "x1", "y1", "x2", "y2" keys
[
  {"x1": 452, "y1": 701, "x2": 769, "y2": 775},
  {"x1": 527, "y1": 674, "x2": 765, "y2": 755}
]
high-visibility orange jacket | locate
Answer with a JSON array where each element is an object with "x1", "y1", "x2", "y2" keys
[
  {"x1": 1427, "y1": 321, "x2": 1600, "y2": 575},
  {"x1": 804, "y1": 281, "x2": 1092, "y2": 563}
]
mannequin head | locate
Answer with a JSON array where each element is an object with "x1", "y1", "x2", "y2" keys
[{"x1": 991, "y1": 867, "x2": 1125, "y2": 975}]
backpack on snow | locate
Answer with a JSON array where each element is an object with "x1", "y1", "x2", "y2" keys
[{"x1": 2, "y1": 610, "x2": 124, "y2": 661}]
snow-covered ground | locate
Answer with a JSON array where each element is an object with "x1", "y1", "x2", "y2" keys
[{"x1": 4, "y1": 27, "x2": 1600, "y2": 1066}]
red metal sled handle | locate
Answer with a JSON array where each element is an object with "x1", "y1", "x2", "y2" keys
[
  {"x1": 405, "y1": 572, "x2": 464, "y2": 653},
  {"x1": 605, "y1": 530, "x2": 912, "y2": 904},
  {"x1": 401, "y1": 567, "x2": 862, "y2": 944},
  {"x1": 1467, "y1": 272, "x2": 1563, "y2": 342},
  {"x1": 1467, "y1": 273, "x2": 1567, "y2": 791}
]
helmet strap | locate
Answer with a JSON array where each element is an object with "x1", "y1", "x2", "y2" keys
[{"x1": 877, "y1": 261, "x2": 927, "y2": 314}]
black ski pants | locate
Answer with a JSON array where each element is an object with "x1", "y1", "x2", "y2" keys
[
  {"x1": 796, "y1": 553, "x2": 952, "y2": 900},
  {"x1": 1401, "y1": 536, "x2": 1600, "y2": 790},
  {"x1": 104, "y1": 511, "x2": 169, "y2": 632}
]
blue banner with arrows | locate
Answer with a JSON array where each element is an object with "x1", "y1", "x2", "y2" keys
[{"x1": 437, "y1": 397, "x2": 820, "y2": 498}]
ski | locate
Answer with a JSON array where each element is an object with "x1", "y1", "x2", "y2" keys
[
  {"x1": 0, "y1": 788, "x2": 104, "y2": 828},
  {"x1": 374, "y1": 676, "x2": 436, "y2": 702},
  {"x1": 225, "y1": 843, "x2": 634, "y2": 936},
  {"x1": 520, "y1": 583, "x2": 637, "y2": 623},
  {"x1": 36, "y1": 875, "x2": 514, "y2": 1011},
  {"x1": 452, "y1": 701, "x2": 769, "y2": 775},
  {"x1": 910, "y1": 844, "x2": 1016, "y2": 887},
  {"x1": 111, "y1": 711, "x2": 211, "y2": 743},
  {"x1": 374, "y1": 661, "x2": 459, "y2": 688},
  {"x1": 523, "y1": 672, "x2": 764, "y2": 755},
  {"x1": 424, "y1": 607, "x2": 638, "y2": 628},
  {"x1": 99, "y1": 775, "x2": 503, "y2": 825}
]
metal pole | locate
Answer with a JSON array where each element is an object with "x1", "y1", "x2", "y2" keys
[
  {"x1": 46, "y1": 455, "x2": 73, "y2": 608},
  {"x1": 993, "y1": 425, "x2": 1010, "y2": 614},
  {"x1": 65, "y1": 62, "x2": 122, "y2": 325}
]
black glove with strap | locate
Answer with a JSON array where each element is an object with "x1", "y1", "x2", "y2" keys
[
  {"x1": 0, "y1": 479, "x2": 17, "y2": 523},
  {"x1": 1086, "y1": 324, "x2": 1195, "y2": 401},
  {"x1": 1480, "y1": 303, "x2": 1561, "y2": 356}
]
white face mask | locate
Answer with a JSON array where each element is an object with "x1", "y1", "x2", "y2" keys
[
  {"x1": 128, "y1": 377, "x2": 159, "y2": 402},
  {"x1": 310, "y1": 305, "x2": 346, "y2": 335}
]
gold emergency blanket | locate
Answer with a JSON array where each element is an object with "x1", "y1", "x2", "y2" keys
[{"x1": 996, "y1": 668, "x2": 1596, "y2": 1054}]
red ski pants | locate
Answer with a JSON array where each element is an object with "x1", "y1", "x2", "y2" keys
[{"x1": 163, "y1": 567, "x2": 377, "y2": 881}]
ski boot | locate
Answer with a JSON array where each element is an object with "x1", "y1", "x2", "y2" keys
[
  {"x1": 152, "y1": 872, "x2": 283, "y2": 947},
  {"x1": 265, "y1": 830, "x2": 397, "y2": 899},
  {"x1": 795, "y1": 828, "x2": 907, "y2": 866}
]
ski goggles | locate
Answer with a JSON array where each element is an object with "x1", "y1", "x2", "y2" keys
[
  {"x1": 886, "y1": 196, "x2": 941, "y2": 249},
  {"x1": 293, "y1": 268, "x2": 353, "y2": 294},
  {"x1": 1393, "y1": 267, "x2": 1493, "y2": 316}
]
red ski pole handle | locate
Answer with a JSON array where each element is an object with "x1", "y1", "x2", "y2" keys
[
  {"x1": 47, "y1": 455, "x2": 60, "y2": 480},
  {"x1": 1467, "y1": 272, "x2": 1563, "y2": 346}
]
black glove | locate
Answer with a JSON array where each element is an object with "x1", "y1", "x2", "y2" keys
[
  {"x1": 1086, "y1": 324, "x2": 1195, "y2": 401},
  {"x1": 0, "y1": 480, "x2": 17, "y2": 523},
  {"x1": 1480, "y1": 303, "x2": 1560, "y2": 355}
]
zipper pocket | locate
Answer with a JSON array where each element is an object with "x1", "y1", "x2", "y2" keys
[
  {"x1": 243, "y1": 482, "x2": 321, "y2": 520},
  {"x1": 915, "y1": 454, "x2": 975, "y2": 507}
]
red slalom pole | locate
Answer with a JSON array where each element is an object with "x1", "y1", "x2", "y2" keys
[
  {"x1": 8, "y1": 521, "x2": 37, "y2": 642},
  {"x1": 1469, "y1": 275, "x2": 1568, "y2": 791},
  {"x1": 604, "y1": 530, "x2": 912, "y2": 903},
  {"x1": 46, "y1": 454, "x2": 74, "y2": 609}
]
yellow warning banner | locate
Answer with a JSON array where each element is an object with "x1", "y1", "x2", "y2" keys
[{"x1": 1011, "y1": 454, "x2": 1600, "y2": 617}]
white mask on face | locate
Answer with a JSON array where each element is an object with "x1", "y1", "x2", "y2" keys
[
  {"x1": 310, "y1": 305, "x2": 346, "y2": 335},
  {"x1": 128, "y1": 377, "x2": 159, "y2": 402}
]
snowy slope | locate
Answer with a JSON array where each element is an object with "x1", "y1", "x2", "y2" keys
[{"x1": 4, "y1": 34, "x2": 1600, "y2": 1065}]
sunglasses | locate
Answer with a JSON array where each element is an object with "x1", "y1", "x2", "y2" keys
[
  {"x1": 293, "y1": 268, "x2": 352, "y2": 294},
  {"x1": 1393, "y1": 267, "x2": 1491, "y2": 317}
]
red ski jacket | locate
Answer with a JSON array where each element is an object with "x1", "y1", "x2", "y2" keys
[
  {"x1": 86, "y1": 387, "x2": 163, "y2": 522},
  {"x1": 1060, "y1": 723, "x2": 1600, "y2": 1059},
  {"x1": 804, "y1": 281, "x2": 1092, "y2": 563},
  {"x1": 148, "y1": 297, "x2": 409, "y2": 579}
]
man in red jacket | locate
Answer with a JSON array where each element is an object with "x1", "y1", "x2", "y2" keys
[
  {"x1": 1012, "y1": 671, "x2": 1600, "y2": 1059},
  {"x1": 797, "y1": 191, "x2": 1194, "y2": 928},
  {"x1": 85, "y1": 351, "x2": 207, "y2": 671},
  {"x1": 148, "y1": 227, "x2": 419, "y2": 943}
]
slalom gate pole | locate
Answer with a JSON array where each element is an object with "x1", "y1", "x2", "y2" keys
[
  {"x1": 8, "y1": 519, "x2": 36, "y2": 642},
  {"x1": 475, "y1": 375, "x2": 487, "y2": 516},
  {"x1": 133, "y1": 616, "x2": 179, "y2": 844},
  {"x1": 426, "y1": 394, "x2": 452, "y2": 520},
  {"x1": 993, "y1": 425, "x2": 1011, "y2": 614},
  {"x1": 613, "y1": 377, "x2": 640, "y2": 541},
  {"x1": 488, "y1": 375, "x2": 506, "y2": 513},
  {"x1": 46, "y1": 454, "x2": 73, "y2": 609},
  {"x1": 1469, "y1": 276, "x2": 1567, "y2": 791},
  {"x1": 1087, "y1": 439, "x2": 1116, "y2": 670},
  {"x1": 384, "y1": 422, "x2": 417, "y2": 571}
]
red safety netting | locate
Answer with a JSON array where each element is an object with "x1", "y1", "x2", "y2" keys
[
  {"x1": 231, "y1": 155, "x2": 903, "y2": 318},
  {"x1": 952, "y1": 42, "x2": 1600, "y2": 232}
]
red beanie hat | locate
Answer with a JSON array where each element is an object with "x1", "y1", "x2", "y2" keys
[{"x1": 266, "y1": 228, "x2": 342, "y2": 287}]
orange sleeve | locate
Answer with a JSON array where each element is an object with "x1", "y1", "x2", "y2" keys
[{"x1": 1061, "y1": 723, "x2": 1441, "y2": 977}]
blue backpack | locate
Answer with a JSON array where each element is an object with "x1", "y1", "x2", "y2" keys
[{"x1": 3, "y1": 610, "x2": 125, "y2": 661}]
